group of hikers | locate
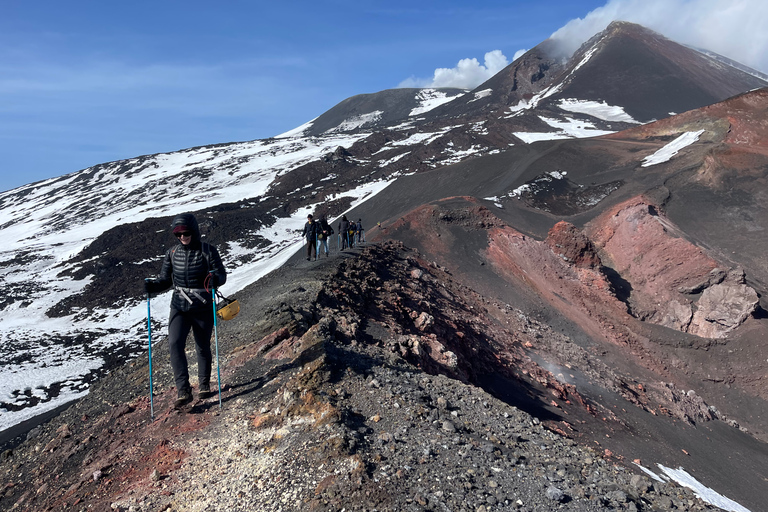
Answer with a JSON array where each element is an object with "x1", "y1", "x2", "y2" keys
[
  {"x1": 143, "y1": 211, "x2": 367, "y2": 410},
  {"x1": 301, "y1": 214, "x2": 365, "y2": 261}
]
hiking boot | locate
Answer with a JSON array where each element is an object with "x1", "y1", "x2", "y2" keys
[
  {"x1": 198, "y1": 384, "x2": 214, "y2": 399},
  {"x1": 174, "y1": 390, "x2": 193, "y2": 408}
]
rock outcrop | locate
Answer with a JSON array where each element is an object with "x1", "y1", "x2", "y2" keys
[
  {"x1": 688, "y1": 268, "x2": 759, "y2": 338},
  {"x1": 546, "y1": 221, "x2": 601, "y2": 269},
  {"x1": 586, "y1": 197, "x2": 759, "y2": 337}
]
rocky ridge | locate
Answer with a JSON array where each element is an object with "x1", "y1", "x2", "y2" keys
[{"x1": 0, "y1": 242, "x2": 723, "y2": 511}]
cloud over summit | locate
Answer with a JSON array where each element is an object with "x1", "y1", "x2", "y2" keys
[
  {"x1": 398, "y1": 50, "x2": 509, "y2": 90},
  {"x1": 403, "y1": 0, "x2": 767, "y2": 92},
  {"x1": 551, "y1": 0, "x2": 768, "y2": 74}
]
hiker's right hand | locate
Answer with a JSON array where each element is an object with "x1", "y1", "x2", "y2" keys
[{"x1": 144, "y1": 278, "x2": 159, "y2": 294}]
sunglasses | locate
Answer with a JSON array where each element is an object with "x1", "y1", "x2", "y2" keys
[{"x1": 175, "y1": 232, "x2": 192, "y2": 238}]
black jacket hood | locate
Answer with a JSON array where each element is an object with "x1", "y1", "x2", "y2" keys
[{"x1": 171, "y1": 213, "x2": 202, "y2": 245}]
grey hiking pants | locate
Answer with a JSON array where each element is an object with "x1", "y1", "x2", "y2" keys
[{"x1": 168, "y1": 307, "x2": 214, "y2": 396}]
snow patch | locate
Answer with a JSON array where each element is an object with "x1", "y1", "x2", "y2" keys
[
  {"x1": 409, "y1": 89, "x2": 464, "y2": 116},
  {"x1": 641, "y1": 130, "x2": 705, "y2": 167},
  {"x1": 469, "y1": 88, "x2": 492, "y2": 102},
  {"x1": 571, "y1": 45, "x2": 600, "y2": 74},
  {"x1": 378, "y1": 152, "x2": 410, "y2": 167},
  {"x1": 470, "y1": 121, "x2": 489, "y2": 135},
  {"x1": 275, "y1": 118, "x2": 316, "y2": 139},
  {"x1": 510, "y1": 171, "x2": 567, "y2": 198},
  {"x1": 387, "y1": 125, "x2": 462, "y2": 148},
  {"x1": 513, "y1": 131, "x2": 573, "y2": 143},
  {"x1": 506, "y1": 83, "x2": 565, "y2": 117},
  {"x1": 558, "y1": 99, "x2": 640, "y2": 124},
  {"x1": 658, "y1": 465, "x2": 750, "y2": 512},
  {"x1": 514, "y1": 116, "x2": 614, "y2": 143},
  {"x1": 635, "y1": 463, "x2": 750, "y2": 512},
  {"x1": 328, "y1": 111, "x2": 383, "y2": 133}
]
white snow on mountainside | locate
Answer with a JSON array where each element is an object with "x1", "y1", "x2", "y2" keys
[
  {"x1": 328, "y1": 111, "x2": 384, "y2": 132},
  {"x1": 512, "y1": 115, "x2": 615, "y2": 143},
  {"x1": 409, "y1": 89, "x2": 466, "y2": 117},
  {"x1": 641, "y1": 130, "x2": 705, "y2": 167},
  {"x1": 0, "y1": 131, "x2": 387, "y2": 432},
  {"x1": 558, "y1": 99, "x2": 641, "y2": 124}
]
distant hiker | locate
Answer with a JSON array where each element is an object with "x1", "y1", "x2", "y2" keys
[
  {"x1": 338, "y1": 215, "x2": 351, "y2": 250},
  {"x1": 356, "y1": 218, "x2": 364, "y2": 243},
  {"x1": 316, "y1": 215, "x2": 333, "y2": 258},
  {"x1": 347, "y1": 220, "x2": 357, "y2": 248},
  {"x1": 144, "y1": 213, "x2": 227, "y2": 408},
  {"x1": 302, "y1": 214, "x2": 318, "y2": 261}
]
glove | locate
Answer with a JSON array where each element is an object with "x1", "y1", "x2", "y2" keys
[
  {"x1": 144, "y1": 278, "x2": 161, "y2": 295},
  {"x1": 206, "y1": 273, "x2": 219, "y2": 289}
]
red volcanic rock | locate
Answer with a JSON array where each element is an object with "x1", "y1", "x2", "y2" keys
[
  {"x1": 546, "y1": 221, "x2": 601, "y2": 269},
  {"x1": 586, "y1": 197, "x2": 715, "y2": 329},
  {"x1": 484, "y1": 223, "x2": 627, "y2": 348},
  {"x1": 413, "y1": 311, "x2": 435, "y2": 331},
  {"x1": 586, "y1": 197, "x2": 758, "y2": 337}
]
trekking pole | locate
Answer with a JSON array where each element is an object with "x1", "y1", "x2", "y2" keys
[
  {"x1": 145, "y1": 285, "x2": 155, "y2": 421},
  {"x1": 212, "y1": 289, "x2": 223, "y2": 409}
]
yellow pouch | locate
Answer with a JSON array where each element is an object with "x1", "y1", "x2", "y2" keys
[{"x1": 216, "y1": 293, "x2": 240, "y2": 321}]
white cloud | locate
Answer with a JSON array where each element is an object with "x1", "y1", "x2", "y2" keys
[
  {"x1": 550, "y1": 0, "x2": 768, "y2": 73},
  {"x1": 398, "y1": 50, "x2": 509, "y2": 90},
  {"x1": 513, "y1": 49, "x2": 528, "y2": 61}
]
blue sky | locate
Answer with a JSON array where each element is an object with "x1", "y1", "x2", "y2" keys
[{"x1": 2, "y1": 0, "x2": 767, "y2": 192}]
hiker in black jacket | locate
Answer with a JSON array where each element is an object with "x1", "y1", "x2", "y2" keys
[
  {"x1": 338, "y1": 215, "x2": 351, "y2": 250},
  {"x1": 302, "y1": 214, "x2": 319, "y2": 261},
  {"x1": 316, "y1": 215, "x2": 333, "y2": 258},
  {"x1": 144, "y1": 213, "x2": 227, "y2": 408},
  {"x1": 356, "y1": 219, "x2": 364, "y2": 244}
]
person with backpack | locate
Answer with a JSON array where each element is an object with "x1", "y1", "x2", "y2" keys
[
  {"x1": 302, "y1": 214, "x2": 319, "y2": 261},
  {"x1": 144, "y1": 213, "x2": 227, "y2": 408},
  {"x1": 338, "y1": 215, "x2": 351, "y2": 250},
  {"x1": 356, "y1": 218, "x2": 364, "y2": 244},
  {"x1": 316, "y1": 215, "x2": 333, "y2": 258},
  {"x1": 347, "y1": 220, "x2": 357, "y2": 248}
]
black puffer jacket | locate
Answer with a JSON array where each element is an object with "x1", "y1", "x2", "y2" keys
[
  {"x1": 338, "y1": 217, "x2": 350, "y2": 235},
  {"x1": 302, "y1": 220, "x2": 319, "y2": 240},
  {"x1": 146, "y1": 213, "x2": 227, "y2": 312}
]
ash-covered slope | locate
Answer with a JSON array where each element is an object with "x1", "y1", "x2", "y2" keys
[
  {"x1": 342, "y1": 88, "x2": 768, "y2": 510},
  {"x1": 0, "y1": 243, "x2": 732, "y2": 512},
  {"x1": 356, "y1": 87, "x2": 768, "y2": 402}
]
